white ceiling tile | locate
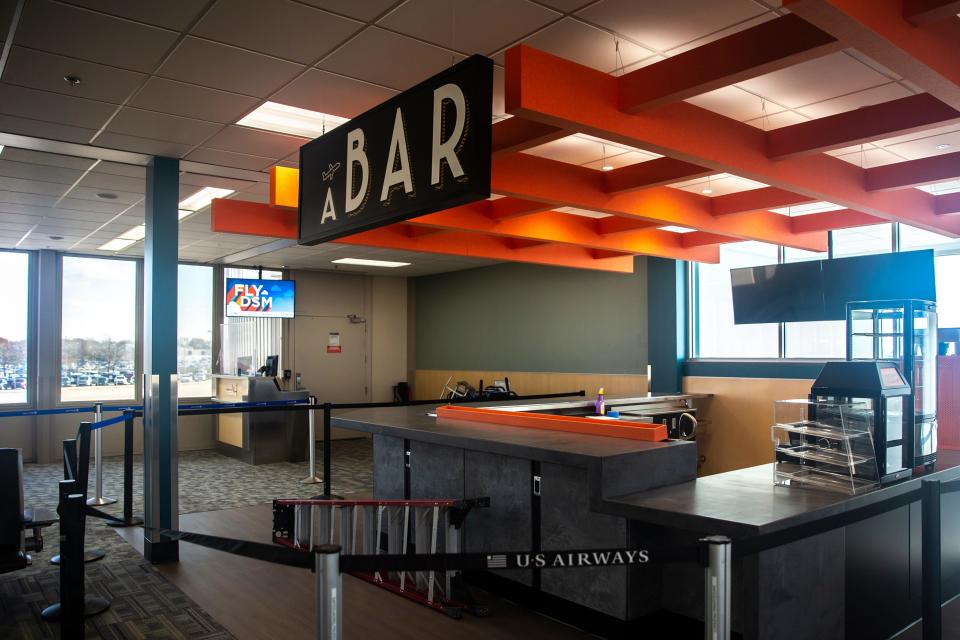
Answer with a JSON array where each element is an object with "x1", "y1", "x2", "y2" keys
[
  {"x1": 794, "y1": 82, "x2": 914, "y2": 119},
  {"x1": 204, "y1": 125, "x2": 304, "y2": 158},
  {"x1": 157, "y1": 37, "x2": 305, "y2": 98},
  {"x1": 494, "y1": 17, "x2": 653, "y2": 73},
  {"x1": 554, "y1": 206, "x2": 612, "y2": 218},
  {"x1": 61, "y1": 0, "x2": 209, "y2": 30},
  {"x1": 76, "y1": 171, "x2": 145, "y2": 194},
  {"x1": 69, "y1": 186, "x2": 141, "y2": 205},
  {"x1": 130, "y1": 78, "x2": 261, "y2": 124},
  {"x1": 57, "y1": 196, "x2": 129, "y2": 214},
  {"x1": 185, "y1": 147, "x2": 276, "y2": 171},
  {"x1": 318, "y1": 27, "x2": 465, "y2": 91},
  {"x1": 193, "y1": 0, "x2": 362, "y2": 64},
  {"x1": 2, "y1": 46, "x2": 147, "y2": 104},
  {"x1": 379, "y1": 0, "x2": 560, "y2": 55},
  {"x1": 0, "y1": 114, "x2": 96, "y2": 144},
  {"x1": 93, "y1": 132, "x2": 193, "y2": 157},
  {"x1": 671, "y1": 173, "x2": 768, "y2": 195},
  {"x1": 882, "y1": 130, "x2": 960, "y2": 161},
  {"x1": 743, "y1": 109, "x2": 809, "y2": 130},
  {"x1": 685, "y1": 85, "x2": 780, "y2": 122},
  {"x1": 0, "y1": 148, "x2": 95, "y2": 170},
  {"x1": 298, "y1": 0, "x2": 398, "y2": 21},
  {"x1": 0, "y1": 159, "x2": 86, "y2": 185},
  {"x1": 94, "y1": 161, "x2": 146, "y2": 178},
  {"x1": 833, "y1": 147, "x2": 908, "y2": 168},
  {"x1": 665, "y1": 12, "x2": 776, "y2": 56},
  {"x1": 581, "y1": 151, "x2": 664, "y2": 170},
  {"x1": 736, "y1": 51, "x2": 892, "y2": 109},
  {"x1": 870, "y1": 122, "x2": 960, "y2": 149},
  {"x1": 0, "y1": 176, "x2": 70, "y2": 197},
  {"x1": 271, "y1": 69, "x2": 398, "y2": 119},
  {"x1": 16, "y1": 0, "x2": 180, "y2": 72},
  {"x1": 576, "y1": 0, "x2": 769, "y2": 52},
  {"x1": 0, "y1": 191, "x2": 60, "y2": 208},
  {"x1": 102, "y1": 107, "x2": 222, "y2": 146},
  {"x1": 0, "y1": 83, "x2": 116, "y2": 130},
  {"x1": 524, "y1": 133, "x2": 655, "y2": 166}
]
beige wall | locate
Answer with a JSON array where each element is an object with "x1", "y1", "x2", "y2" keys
[
  {"x1": 415, "y1": 369, "x2": 648, "y2": 400},
  {"x1": 370, "y1": 277, "x2": 408, "y2": 402},
  {"x1": 684, "y1": 376, "x2": 814, "y2": 476}
]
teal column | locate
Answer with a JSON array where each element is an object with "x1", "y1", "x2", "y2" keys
[
  {"x1": 647, "y1": 257, "x2": 687, "y2": 393},
  {"x1": 143, "y1": 156, "x2": 179, "y2": 563}
]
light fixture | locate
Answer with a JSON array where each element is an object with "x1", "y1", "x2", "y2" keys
[
  {"x1": 332, "y1": 258, "x2": 411, "y2": 268},
  {"x1": 237, "y1": 101, "x2": 348, "y2": 139},
  {"x1": 701, "y1": 175, "x2": 713, "y2": 195},
  {"x1": 63, "y1": 75, "x2": 81, "y2": 87},
  {"x1": 98, "y1": 238, "x2": 135, "y2": 251},
  {"x1": 178, "y1": 187, "x2": 234, "y2": 212},
  {"x1": 937, "y1": 143, "x2": 952, "y2": 150},
  {"x1": 48, "y1": 235, "x2": 63, "y2": 240},
  {"x1": 600, "y1": 144, "x2": 614, "y2": 171},
  {"x1": 95, "y1": 192, "x2": 118, "y2": 200},
  {"x1": 658, "y1": 225, "x2": 695, "y2": 234},
  {"x1": 97, "y1": 224, "x2": 145, "y2": 252},
  {"x1": 602, "y1": 164, "x2": 614, "y2": 171},
  {"x1": 0, "y1": 145, "x2": 4, "y2": 156}
]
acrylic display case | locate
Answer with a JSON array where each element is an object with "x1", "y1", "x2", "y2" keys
[{"x1": 773, "y1": 399, "x2": 880, "y2": 494}]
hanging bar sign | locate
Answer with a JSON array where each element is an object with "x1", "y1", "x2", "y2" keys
[{"x1": 298, "y1": 55, "x2": 493, "y2": 245}]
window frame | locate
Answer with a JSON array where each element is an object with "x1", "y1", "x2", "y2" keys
[
  {"x1": 0, "y1": 249, "x2": 35, "y2": 409},
  {"x1": 177, "y1": 261, "x2": 217, "y2": 400}
]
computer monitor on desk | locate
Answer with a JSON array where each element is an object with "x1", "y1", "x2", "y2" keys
[{"x1": 259, "y1": 355, "x2": 278, "y2": 377}]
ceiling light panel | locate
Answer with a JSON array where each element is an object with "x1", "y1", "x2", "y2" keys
[
  {"x1": 237, "y1": 101, "x2": 348, "y2": 139},
  {"x1": 659, "y1": 225, "x2": 695, "y2": 233},
  {"x1": 178, "y1": 186, "x2": 235, "y2": 212},
  {"x1": 332, "y1": 258, "x2": 411, "y2": 268}
]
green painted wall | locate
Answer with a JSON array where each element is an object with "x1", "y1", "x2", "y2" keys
[{"x1": 415, "y1": 259, "x2": 648, "y2": 373}]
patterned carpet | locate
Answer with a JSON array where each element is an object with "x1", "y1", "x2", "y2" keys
[{"x1": 1, "y1": 439, "x2": 374, "y2": 639}]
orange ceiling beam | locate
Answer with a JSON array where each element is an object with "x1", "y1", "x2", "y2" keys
[
  {"x1": 682, "y1": 231, "x2": 741, "y2": 248},
  {"x1": 406, "y1": 203, "x2": 722, "y2": 262},
  {"x1": 789, "y1": 209, "x2": 886, "y2": 233},
  {"x1": 619, "y1": 14, "x2": 842, "y2": 112},
  {"x1": 603, "y1": 157, "x2": 712, "y2": 194},
  {"x1": 766, "y1": 93, "x2": 960, "y2": 159},
  {"x1": 491, "y1": 152, "x2": 829, "y2": 251},
  {"x1": 936, "y1": 192, "x2": 960, "y2": 215},
  {"x1": 903, "y1": 0, "x2": 960, "y2": 26},
  {"x1": 711, "y1": 187, "x2": 815, "y2": 216},
  {"x1": 865, "y1": 150, "x2": 960, "y2": 191},
  {"x1": 210, "y1": 198, "x2": 298, "y2": 239},
  {"x1": 786, "y1": 0, "x2": 960, "y2": 110},
  {"x1": 335, "y1": 224, "x2": 638, "y2": 272},
  {"x1": 491, "y1": 116, "x2": 567, "y2": 157},
  {"x1": 504, "y1": 44, "x2": 960, "y2": 237}
]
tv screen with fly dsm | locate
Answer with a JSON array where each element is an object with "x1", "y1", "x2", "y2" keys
[{"x1": 225, "y1": 278, "x2": 295, "y2": 318}]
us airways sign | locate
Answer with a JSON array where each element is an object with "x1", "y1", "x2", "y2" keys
[
  {"x1": 485, "y1": 549, "x2": 651, "y2": 570},
  {"x1": 298, "y1": 55, "x2": 493, "y2": 245}
]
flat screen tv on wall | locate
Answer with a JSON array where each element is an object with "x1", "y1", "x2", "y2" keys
[
  {"x1": 730, "y1": 249, "x2": 935, "y2": 324},
  {"x1": 225, "y1": 278, "x2": 295, "y2": 319}
]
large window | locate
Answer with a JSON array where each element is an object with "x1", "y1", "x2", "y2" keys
[
  {"x1": 61, "y1": 256, "x2": 137, "y2": 402},
  {"x1": 782, "y1": 247, "x2": 845, "y2": 359},
  {"x1": 0, "y1": 252, "x2": 29, "y2": 405},
  {"x1": 694, "y1": 242, "x2": 779, "y2": 358},
  {"x1": 178, "y1": 264, "x2": 214, "y2": 398}
]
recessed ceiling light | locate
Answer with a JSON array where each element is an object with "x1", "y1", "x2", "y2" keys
[
  {"x1": 937, "y1": 143, "x2": 951, "y2": 150},
  {"x1": 63, "y1": 75, "x2": 81, "y2": 87},
  {"x1": 601, "y1": 165, "x2": 614, "y2": 171},
  {"x1": 96, "y1": 192, "x2": 118, "y2": 200},
  {"x1": 178, "y1": 187, "x2": 234, "y2": 212},
  {"x1": 332, "y1": 258, "x2": 411, "y2": 268},
  {"x1": 0, "y1": 145, "x2": 4, "y2": 156},
  {"x1": 238, "y1": 101, "x2": 348, "y2": 139},
  {"x1": 48, "y1": 235, "x2": 64, "y2": 240},
  {"x1": 658, "y1": 225, "x2": 695, "y2": 234},
  {"x1": 701, "y1": 188, "x2": 713, "y2": 195},
  {"x1": 98, "y1": 238, "x2": 135, "y2": 251}
]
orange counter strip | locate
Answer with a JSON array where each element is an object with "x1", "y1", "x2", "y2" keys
[{"x1": 435, "y1": 405, "x2": 668, "y2": 442}]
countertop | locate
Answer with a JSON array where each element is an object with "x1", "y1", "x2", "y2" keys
[{"x1": 601, "y1": 449, "x2": 960, "y2": 537}]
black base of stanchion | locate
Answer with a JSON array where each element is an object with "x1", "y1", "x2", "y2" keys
[
  {"x1": 107, "y1": 516, "x2": 144, "y2": 528},
  {"x1": 40, "y1": 595, "x2": 111, "y2": 621},
  {"x1": 50, "y1": 548, "x2": 106, "y2": 565}
]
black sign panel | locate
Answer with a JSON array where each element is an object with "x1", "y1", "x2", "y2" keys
[{"x1": 298, "y1": 55, "x2": 493, "y2": 245}]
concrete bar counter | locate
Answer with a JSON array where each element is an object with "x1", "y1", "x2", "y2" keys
[{"x1": 334, "y1": 396, "x2": 960, "y2": 639}]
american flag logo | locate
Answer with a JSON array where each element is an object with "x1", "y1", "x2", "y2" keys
[{"x1": 486, "y1": 554, "x2": 508, "y2": 569}]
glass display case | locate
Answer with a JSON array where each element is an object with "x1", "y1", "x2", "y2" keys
[
  {"x1": 847, "y1": 299, "x2": 938, "y2": 468},
  {"x1": 773, "y1": 399, "x2": 880, "y2": 494}
]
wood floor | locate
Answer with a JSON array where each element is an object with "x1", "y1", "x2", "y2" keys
[{"x1": 115, "y1": 504, "x2": 595, "y2": 640}]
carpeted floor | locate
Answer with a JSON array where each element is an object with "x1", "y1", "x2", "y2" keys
[{"x1": 1, "y1": 439, "x2": 374, "y2": 639}]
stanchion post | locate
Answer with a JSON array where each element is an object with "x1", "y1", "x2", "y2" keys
[
  {"x1": 701, "y1": 535, "x2": 731, "y2": 640},
  {"x1": 323, "y1": 402, "x2": 332, "y2": 498},
  {"x1": 301, "y1": 396, "x2": 322, "y2": 485},
  {"x1": 87, "y1": 403, "x2": 116, "y2": 507},
  {"x1": 109, "y1": 412, "x2": 143, "y2": 527},
  {"x1": 315, "y1": 544, "x2": 343, "y2": 640},
  {"x1": 922, "y1": 479, "x2": 942, "y2": 640}
]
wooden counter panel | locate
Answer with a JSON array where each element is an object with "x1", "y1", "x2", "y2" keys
[{"x1": 218, "y1": 412, "x2": 243, "y2": 448}]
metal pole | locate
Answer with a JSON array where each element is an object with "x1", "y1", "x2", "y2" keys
[
  {"x1": 315, "y1": 544, "x2": 343, "y2": 640},
  {"x1": 108, "y1": 412, "x2": 143, "y2": 527},
  {"x1": 302, "y1": 396, "x2": 322, "y2": 484},
  {"x1": 922, "y1": 479, "x2": 942, "y2": 640},
  {"x1": 701, "y1": 535, "x2": 731, "y2": 640},
  {"x1": 87, "y1": 403, "x2": 116, "y2": 506},
  {"x1": 323, "y1": 402, "x2": 332, "y2": 498}
]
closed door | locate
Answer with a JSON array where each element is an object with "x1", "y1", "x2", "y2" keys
[{"x1": 293, "y1": 316, "x2": 368, "y2": 403}]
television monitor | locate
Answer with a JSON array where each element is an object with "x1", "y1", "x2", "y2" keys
[
  {"x1": 731, "y1": 260, "x2": 825, "y2": 324},
  {"x1": 225, "y1": 278, "x2": 295, "y2": 318},
  {"x1": 822, "y1": 249, "x2": 935, "y2": 320},
  {"x1": 261, "y1": 355, "x2": 279, "y2": 377}
]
